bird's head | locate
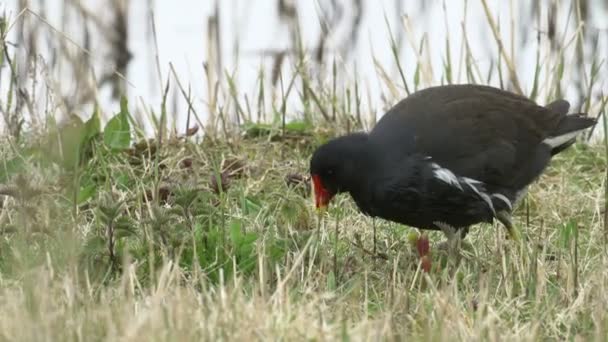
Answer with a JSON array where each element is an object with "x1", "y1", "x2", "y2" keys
[{"x1": 309, "y1": 133, "x2": 369, "y2": 210}]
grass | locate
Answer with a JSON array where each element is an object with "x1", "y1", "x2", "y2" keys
[
  {"x1": 0, "y1": 1, "x2": 607, "y2": 341},
  {"x1": 0, "y1": 115, "x2": 605, "y2": 340}
]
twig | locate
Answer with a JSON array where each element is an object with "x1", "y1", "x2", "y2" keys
[
  {"x1": 169, "y1": 63, "x2": 205, "y2": 132},
  {"x1": 351, "y1": 237, "x2": 388, "y2": 260}
]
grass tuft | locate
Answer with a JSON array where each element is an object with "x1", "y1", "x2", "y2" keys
[{"x1": 0, "y1": 1, "x2": 606, "y2": 340}]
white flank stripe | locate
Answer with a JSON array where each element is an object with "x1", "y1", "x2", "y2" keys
[
  {"x1": 431, "y1": 162, "x2": 496, "y2": 214},
  {"x1": 431, "y1": 163, "x2": 462, "y2": 190},
  {"x1": 543, "y1": 129, "x2": 586, "y2": 149},
  {"x1": 491, "y1": 193, "x2": 512, "y2": 211},
  {"x1": 463, "y1": 177, "x2": 482, "y2": 184},
  {"x1": 464, "y1": 179, "x2": 495, "y2": 214}
]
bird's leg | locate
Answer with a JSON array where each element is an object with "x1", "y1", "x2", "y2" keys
[
  {"x1": 460, "y1": 226, "x2": 470, "y2": 239},
  {"x1": 435, "y1": 222, "x2": 466, "y2": 257},
  {"x1": 496, "y1": 210, "x2": 520, "y2": 241},
  {"x1": 435, "y1": 221, "x2": 456, "y2": 242}
]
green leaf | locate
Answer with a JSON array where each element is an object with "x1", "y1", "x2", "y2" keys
[
  {"x1": 114, "y1": 172, "x2": 131, "y2": 190},
  {"x1": 413, "y1": 64, "x2": 420, "y2": 89},
  {"x1": 284, "y1": 120, "x2": 312, "y2": 134},
  {"x1": 243, "y1": 196, "x2": 262, "y2": 216},
  {"x1": 77, "y1": 183, "x2": 97, "y2": 204},
  {"x1": 239, "y1": 232, "x2": 258, "y2": 248},
  {"x1": 84, "y1": 106, "x2": 102, "y2": 142},
  {"x1": 267, "y1": 242, "x2": 286, "y2": 264},
  {"x1": 53, "y1": 115, "x2": 86, "y2": 170},
  {"x1": 83, "y1": 236, "x2": 106, "y2": 254},
  {"x1": 103, "y1": 96, "x2": 131, "y2": 151},
  {"x1": 241, "y1": 122, "x2": 274, "y2": 138},
  {"x1": 115, "y1": 216, "x2": 138, "y2": 240},
  {"x1": 230, "y1": 220, "x2": 243, "y2": 245},
  {"x1": 560, "y1": 220, "x2": 577, "y2": 249}
]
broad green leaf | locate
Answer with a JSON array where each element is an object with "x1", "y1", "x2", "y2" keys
[
  {"x1": 77, "y1": 183, "x2": 97, "y2": 204},
  {"x1": 83, "y1": 106, "x2": 102, "y2": 142},
  {"x1": 56, "y1": 115, "x2": 86, "y2": 170},
  {"x1": 103, "y1": 96, "x2": 131, "y2": 151}
]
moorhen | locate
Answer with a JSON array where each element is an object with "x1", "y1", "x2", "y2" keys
[{"x1": 310, "y1": 84, "x2": 596, "y2": 247}]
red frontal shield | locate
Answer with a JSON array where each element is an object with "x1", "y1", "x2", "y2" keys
[{"x1": 312, "y1": 174, "x2": 334, "y2": 209}]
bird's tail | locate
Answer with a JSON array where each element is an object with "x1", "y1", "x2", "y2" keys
[{"x1": 543, "y1": 100, "x2": 596, "y2": 155}]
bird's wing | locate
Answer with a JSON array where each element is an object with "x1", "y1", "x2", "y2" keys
[
  {"x1": 369, "y1": 85, "x2": 565, "y2": 188},
  {"x1": 371, "y1": 157, "x2": 498, "y2": 228}
]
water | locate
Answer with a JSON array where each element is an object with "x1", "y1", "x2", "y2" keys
[{"x1": 1, "y1": 0, "x2": 606, "y2": 138}]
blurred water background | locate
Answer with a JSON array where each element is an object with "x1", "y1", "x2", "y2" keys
[{"x1": 0, "y1": 0, "x2": 606, "y2": 138}]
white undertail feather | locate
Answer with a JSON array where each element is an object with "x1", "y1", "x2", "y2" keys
[{"x1": 543, "y1": 128, "x2": 587, "y2": 149}]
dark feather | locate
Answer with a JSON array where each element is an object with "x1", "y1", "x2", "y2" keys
[{"x1": 310, "y1": 84, "x2": 596, "y2": 237}]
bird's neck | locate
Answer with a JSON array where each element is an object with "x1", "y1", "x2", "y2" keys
[{"x1": 339, "y1": 135, "x2": 379, "y2": 195}]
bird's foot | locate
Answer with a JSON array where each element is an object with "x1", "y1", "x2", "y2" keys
[
  {"x1": 434, "y1": 222, "x2": 465, "y2": 253},
  {"x1": 353, "y1": 233, "x2": 388, "y2": 260},
  {"x1": 433, "y1": 222, "x2": 474, "y2": 269}
]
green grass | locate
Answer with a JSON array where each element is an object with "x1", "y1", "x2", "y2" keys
[
  {"x1": 0, "y1": 112, "x2": 605, "y2": 340},
  {"x1": 0, "y1": 1, "x2": 607, "y2": 341}
]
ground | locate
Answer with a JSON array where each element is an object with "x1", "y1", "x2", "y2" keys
[{"x1": 0, "y1": 117, "x2": 605, "y2": 340}]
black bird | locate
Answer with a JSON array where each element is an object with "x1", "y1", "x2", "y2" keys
[{"x1": 310, "y1": 84, "x2": 596, "y2": 245}]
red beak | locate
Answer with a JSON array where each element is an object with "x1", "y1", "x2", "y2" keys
[{"x1": 312, "y1": 174, "x2": 334, "y2": 209}]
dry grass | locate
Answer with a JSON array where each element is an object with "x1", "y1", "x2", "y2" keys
[
  {"x1": 0, "y1": 138, "x2": 604, "y2": 341},
  {"x1": 0, "y1": 1, "x2": 606, "y2": 341}
]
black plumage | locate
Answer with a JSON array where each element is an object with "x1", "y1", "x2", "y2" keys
[{"x1": 310, "y1": 84, "x2": 596, "y2": 239}]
